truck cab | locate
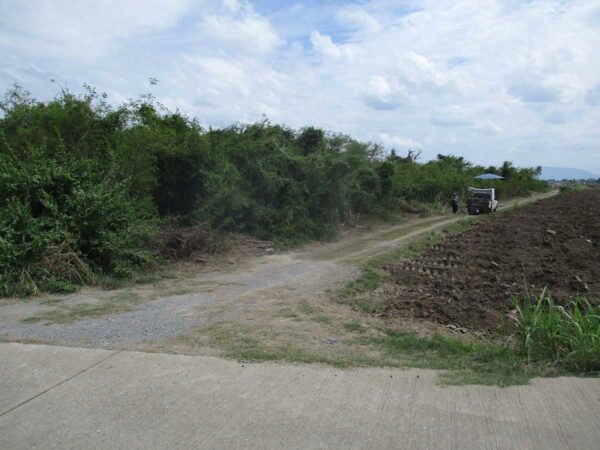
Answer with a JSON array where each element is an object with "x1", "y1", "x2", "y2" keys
[{"x1": 467, "y1": 187, "x2": 498, "y2": 214}]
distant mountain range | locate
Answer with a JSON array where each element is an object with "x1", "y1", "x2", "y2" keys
[{"x1": 540, "y1": 166, "x2": 599, "y2": 180}]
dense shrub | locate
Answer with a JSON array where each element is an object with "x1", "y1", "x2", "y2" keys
[{"x1": 0, "y1": 85, "x2": 547, "y2": 295}]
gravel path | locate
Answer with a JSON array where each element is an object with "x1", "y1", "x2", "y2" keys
[{"x1": 0, "y1": 255, "x2": 345, "y2": 346}]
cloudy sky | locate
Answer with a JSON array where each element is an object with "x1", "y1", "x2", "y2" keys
[{"x1": 1, "y1": 0, "x2": 599, "y2": 172}]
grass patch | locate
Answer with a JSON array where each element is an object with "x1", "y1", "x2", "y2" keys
[
  {"x1": 513, "y1": 291, "x2": 600, "y2": 373},
  {"x1": 135, "y1": 274, "x2": 163, "y2": 284},
  {"x1": 343, "y1": 320, "x2": 366, "y2": 333},
  {"x1": 295, "y1": 300, "x2": 331, "y2": 323},
  {"x1": 169, "y1": 287, "x2": 196, "y2": 296},
  {"x1": 98, "y1": 276, "x2": 130, "y2": 290},
  {"x1": 559, "y1": 184, "x2": 588, "y2": 194},
  {"x1": 367, "y1": 329, "x2": 556, "y2": 386},
  {"x1": 275, "y1": 307, "x2": 300, "y2": 319},
  {"x1": 298, "y1": 299, "x2": 321, "y2": 315},
  {"x1": 22, "y1": 292, "x2": 141, "y2": 324},
  {"x1": 312, "y1": 314, "x2": 332, "y2": 324},
  {"x1": 181, "y1": 321, "x2": 559, "y2": 385},
  {"x1": 40, "y1": 298, "x2": 63, "y2": 305},
  {"x1": 182, "y1": 322, "x2": 376, "y2": 367}
]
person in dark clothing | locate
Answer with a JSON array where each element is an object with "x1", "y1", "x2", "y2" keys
[{"x1": 451, "y1": 193, "x2": 459, "y2": 214}]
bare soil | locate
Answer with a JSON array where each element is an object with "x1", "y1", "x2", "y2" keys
[{"x1": 381, "y1": 189, "x2": 600, "y2": 333}]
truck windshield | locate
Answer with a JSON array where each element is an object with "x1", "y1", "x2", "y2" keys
[{"x1": 473, "y1": 193, "x2": 491, "y2": 200}]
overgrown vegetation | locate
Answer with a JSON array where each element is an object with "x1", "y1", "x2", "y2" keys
[
  {"x1": 558, "y1": 184, "x2": 588, "y2": 194},
  {"x1": 513, "y1": 291, "x2": 600, "y2": 373},
  {"x1": 0, "y1": 84, "x2": 547, "y2": 296}
]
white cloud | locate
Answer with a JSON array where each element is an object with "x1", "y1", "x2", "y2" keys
[
  {"x1": 377, "y1": 132, "x2": 422, "y2": 150},
  {"x1": 474, "y1": 120, "x2": 503, "y2": 135},
  {"x1": 0, "y1": 0, "x2": 191, "y2": 61},
  {"x1": 544, "y1": 110, "x2": 567, "y2": 125},
  {"x1": 507, "y1": 70, "x2": 583, "y2": 104},
  {"x1": 431, "y1": 105, "x2": 472, "y2": 127},
  {"x1": 0, "y1": 0, "x2": 599, "y2": 173},
  {"x1": 361, "y1": 75, "x2": 409, "y2": 110},
  {"x1": 222, "y1": 0, "x2": 241, "y2": 14},
  {"x1": 336, "y1": 7, "x2": 382, "y2": 33},
  {"x1": 202, "y1": 8, "x2": 281, "y2": 54},
  {"x1": 585, "y1": 84, "x2": 600, "y2": 106},
  {"x1": 310, "y1": 31, "x2": 352, "y2": 60}
]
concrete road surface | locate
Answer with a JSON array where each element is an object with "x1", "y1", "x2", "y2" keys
[{"x1": 1, "y1": 343, "x2": 599, "y2": 449}]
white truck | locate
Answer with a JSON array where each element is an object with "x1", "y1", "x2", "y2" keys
[{"x1": 467, "y1": 187, "x2": 498, "y2": 214}]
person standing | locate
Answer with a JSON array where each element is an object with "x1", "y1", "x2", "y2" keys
[{"x1": 451, "y1": 193, "x2": 459, "y2": 214}]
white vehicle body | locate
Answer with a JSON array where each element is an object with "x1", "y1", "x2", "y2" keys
[{"x1": 467, "y1": 187, "x2": 498, "y2": 214}]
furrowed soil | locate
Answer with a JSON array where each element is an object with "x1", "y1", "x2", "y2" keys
[{"x1": 381, "y1": 188, "x2": 600, "y2": 333}]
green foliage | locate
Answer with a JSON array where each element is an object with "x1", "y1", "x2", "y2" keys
[
  {"x1": 559, "y1": 184, "x2": 588, "y2": 194},
  {"x1": 0, "y1": 84, "x2": 547, "y2": 296},
  {"x1": 0, "y1": 87, "x2": 157, "y2": 296},
  {"x1": 390, "y1": 155, "x2": 547, "y2": 205},
  {"x1": 512, "y1": 291, "x2": 600, "y2": 373}
]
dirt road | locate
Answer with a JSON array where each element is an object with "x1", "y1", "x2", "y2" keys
[
  {"x1": 2, "y1": 342, "x2": 599, "y2": 449},
  {"x1": 0, "y1": 192, "x2": 555, "y2": 352}
]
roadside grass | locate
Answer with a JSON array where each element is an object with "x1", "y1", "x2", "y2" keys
[
  {"x1": 180, "y1": 322, "x2": 378, "y2": 367},
  {"x1": 512, "y1": 291, "x2": 600, "y2": 374},
  {"x1": 135, "y1": 274, "x2": 164, "y2": 284},
  {"x1": 40, "y1": 298, "x2": 63, "y2": 305},
  {"x1": 298, "y1": 299, "x2": 320, "y2": 315},
  {"x1": 100, "y1": 270, "x2": 178, "y2": 290},
  {"x1": 183, "y1": 321, "x2": 559, "y2": 385},
  {"x1": 295, "y1": 299, "x2": 332, "y2": 324},
  {"x1": 274, "y1": 307, "x2": 300, "y2": 319},
  {"x1": 343, "y1": 319, "x2": 366, "y2": 333},
  {"x1": 21, "y1": 292, "x2": 141, "y2": 324},
  {"x1": 559, "y1": 184, "x2": 588, "y2": 194},
  {"x1": 365, "y1": 329, "x2": 558, "y2": 386},
  {"x1": 312, "y1": 314, "x2": 332, "y2": 324}
]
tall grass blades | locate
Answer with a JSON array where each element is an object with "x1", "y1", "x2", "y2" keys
[{"x1": 512, "y1": 290, "x2": 600, "y2": 373}]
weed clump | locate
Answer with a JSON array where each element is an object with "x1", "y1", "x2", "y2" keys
[{"x1": 512, "y1": 291, "x2": 600, "y2": 373}]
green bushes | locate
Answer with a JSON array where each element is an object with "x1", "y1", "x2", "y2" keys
[
  {"x1": 0, "y1": 134, "x2": 157, "y2": 296},
  {"x1": 0, "y1": 85, "x2": 548, "y2": 296},
  {"x1": 559, "y1": 184, "x2": 588, "y2": 194},
  {"x1": 390, "y1": 155, "x2": 548, "y2": 206},
  {"x1": 512, "y1": 291, "x2": 600, "y2": 373}
]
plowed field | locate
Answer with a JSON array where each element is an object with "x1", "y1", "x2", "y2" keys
[{"x1": 382, "y1": 189, "x2": 600, "y2": 333}]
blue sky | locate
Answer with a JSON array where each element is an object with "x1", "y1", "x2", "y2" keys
[{"x1": 1, "y1": 0, "x2": 599, "y2": 173}]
